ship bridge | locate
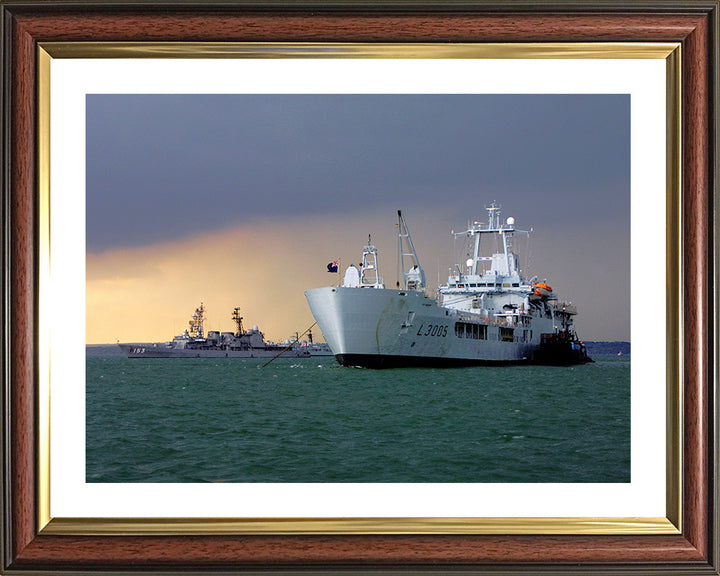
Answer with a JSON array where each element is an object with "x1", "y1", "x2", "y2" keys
[
  {"x1": 442, "y1": 203, "x2": 531, "y2": 294},
  {"x1": 444, "y1": 274, "x2": 525, "y2": 292}
]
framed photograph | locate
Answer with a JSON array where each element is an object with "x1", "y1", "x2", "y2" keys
[{"x1": 2, "y1": 1, "x2": 717, "y2": 574}]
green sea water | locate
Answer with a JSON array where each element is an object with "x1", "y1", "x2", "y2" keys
[{"x1": 86, "y1": 355, "x2": 630, "y2": 483}]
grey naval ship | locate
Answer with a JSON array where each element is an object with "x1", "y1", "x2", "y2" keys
[
  {"x1": 118, "y1": 305, "x2": 328, "y2": 358},
  {"x1": 305, "y1": 204, "x2": 592, "y2": 368}
]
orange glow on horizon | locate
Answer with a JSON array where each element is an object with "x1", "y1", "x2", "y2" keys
[{"x1": 86, "y1": 208, "x2": 422, "y2": 344}]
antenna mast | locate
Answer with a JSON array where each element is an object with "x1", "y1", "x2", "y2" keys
[
  {"x1": 232, "y1": 307, "x2": 244, "y2": 336},
  {"x1": 188, "y1": 303, "x2": 205, "y2": 338}
]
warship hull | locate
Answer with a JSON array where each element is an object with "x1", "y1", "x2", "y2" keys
[
  {"x1": 118, "y1": 304, "x2": 313, "y2": 359},
  {"x1": 118, "y1": 343, "x2": 308, "y2": 359}
]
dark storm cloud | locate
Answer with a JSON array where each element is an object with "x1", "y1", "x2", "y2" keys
[{"x1": 86, "y1": 94, "x2": 629, "y2": 253}]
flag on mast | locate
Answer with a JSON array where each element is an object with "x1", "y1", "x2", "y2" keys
[{"x1": 327, "y1": 260, "x2": 339, "y2": 273}]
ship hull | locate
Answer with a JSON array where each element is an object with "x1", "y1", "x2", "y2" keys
[
  {"x1": 118, "y1": 344, "x2": 308, "y2": 358},
  {"x1": 305, "y1": 287, "x2": 549, "y2": 368},
  {"x1": 335, "y1": 354, "x2": 529, "y2": 369}
]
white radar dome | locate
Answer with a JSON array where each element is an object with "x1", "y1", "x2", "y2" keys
[
  {"x1": 466, "y1": 258, "x2": 474, "y2": 268},
  {"x1": 506, "y1": 217, "x2": 515, "y2": 225}
]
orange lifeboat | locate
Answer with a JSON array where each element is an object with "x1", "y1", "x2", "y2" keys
[{"x1": 531, "y1": 283, "x2": 553, "y2": 298}]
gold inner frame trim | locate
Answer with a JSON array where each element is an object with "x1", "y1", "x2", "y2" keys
[
  {"x1": 36, "y1": 41, "x2": 682, "y2": 536},
  {"x1": 664, "y1": 45, "x2": 683, "y2": 532},
  {"x1": 43, "y1": 516, "x2": 677, "y2": 536},
  {"x1": 40, "y1": 41, "x2": 679, "y2": 59},
  {"x1": 37, "y1": 46, "x2": 52, "y2": 534}
]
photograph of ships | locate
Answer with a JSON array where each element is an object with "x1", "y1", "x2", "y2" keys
[{"x1": 87, "y1": 94, "x2": 630, "y2": 483}]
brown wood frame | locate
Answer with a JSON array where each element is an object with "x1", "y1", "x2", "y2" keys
[{"x1": 1, "y1": 1, "x2": 717, "y2": 573}]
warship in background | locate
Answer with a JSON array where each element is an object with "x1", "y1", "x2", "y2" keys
[
  {"x1": 305, "y1": 204, "x2": 593, "y2": 368},
  {"x1": 118, "y1": 304, "x2": 330, "y2": 358}
]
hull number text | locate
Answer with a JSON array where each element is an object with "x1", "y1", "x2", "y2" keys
[{"x1": 416, "y1": 324, "x2": 448, "y2": 337}]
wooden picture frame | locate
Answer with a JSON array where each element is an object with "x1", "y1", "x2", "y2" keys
[{"x1": 2, "y1": 1, "x2": 717, "y2": 573}]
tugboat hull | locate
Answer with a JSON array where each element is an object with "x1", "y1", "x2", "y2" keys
[{"x1": 530, "y1": 334, "x2": 594, "y2": 366}]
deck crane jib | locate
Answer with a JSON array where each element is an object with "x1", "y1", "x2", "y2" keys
[{"x1": 397, "y1": 210, "x2": 426, "y2": 291}]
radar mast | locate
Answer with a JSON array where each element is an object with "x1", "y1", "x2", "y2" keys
[
  {"x1": 188, "y1": 303, "x2": 205, "y2": 338},
  {"x1": 232, "y1": 307, "x2": 245, "y2": 337}
]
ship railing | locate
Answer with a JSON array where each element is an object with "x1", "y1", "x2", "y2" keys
[
  {"x1": 552, "y1": 302, "x2": 578, "y2": 315},
  {"x1": 451, "y1": 309, "x2": 510, "y2": 324},
  {"x1": 451, "y1": 309, "x2": 490, "y2": 324},
  {"x1": 453, "y1": 309, "x2": 533, "y2": 331}
]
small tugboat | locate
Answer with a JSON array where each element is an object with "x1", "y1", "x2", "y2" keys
[
  {"x1": 305, "y1": 204, "x2": 593, "y2": 368},
  {"x1": 531, "y1": 331, "x2": 593, "y2": 366},
  {"x1": 296, "y1": 329, "x2": 334, "y2": 356},
  {"x1": 118, "y1": 304, "x2": 311, "y2": 358}
]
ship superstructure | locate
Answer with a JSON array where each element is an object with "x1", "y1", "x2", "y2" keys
[{"x1": 305, "y1": 204, "x2": 591, "y2": 368}]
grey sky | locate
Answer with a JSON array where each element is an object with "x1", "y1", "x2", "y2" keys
[
  {"x1": 86, "y1": 94, "x2": 630, "y2": 340},
  {"x1": 87, "y1": 94, "x2": 629, "y2": 250}
]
